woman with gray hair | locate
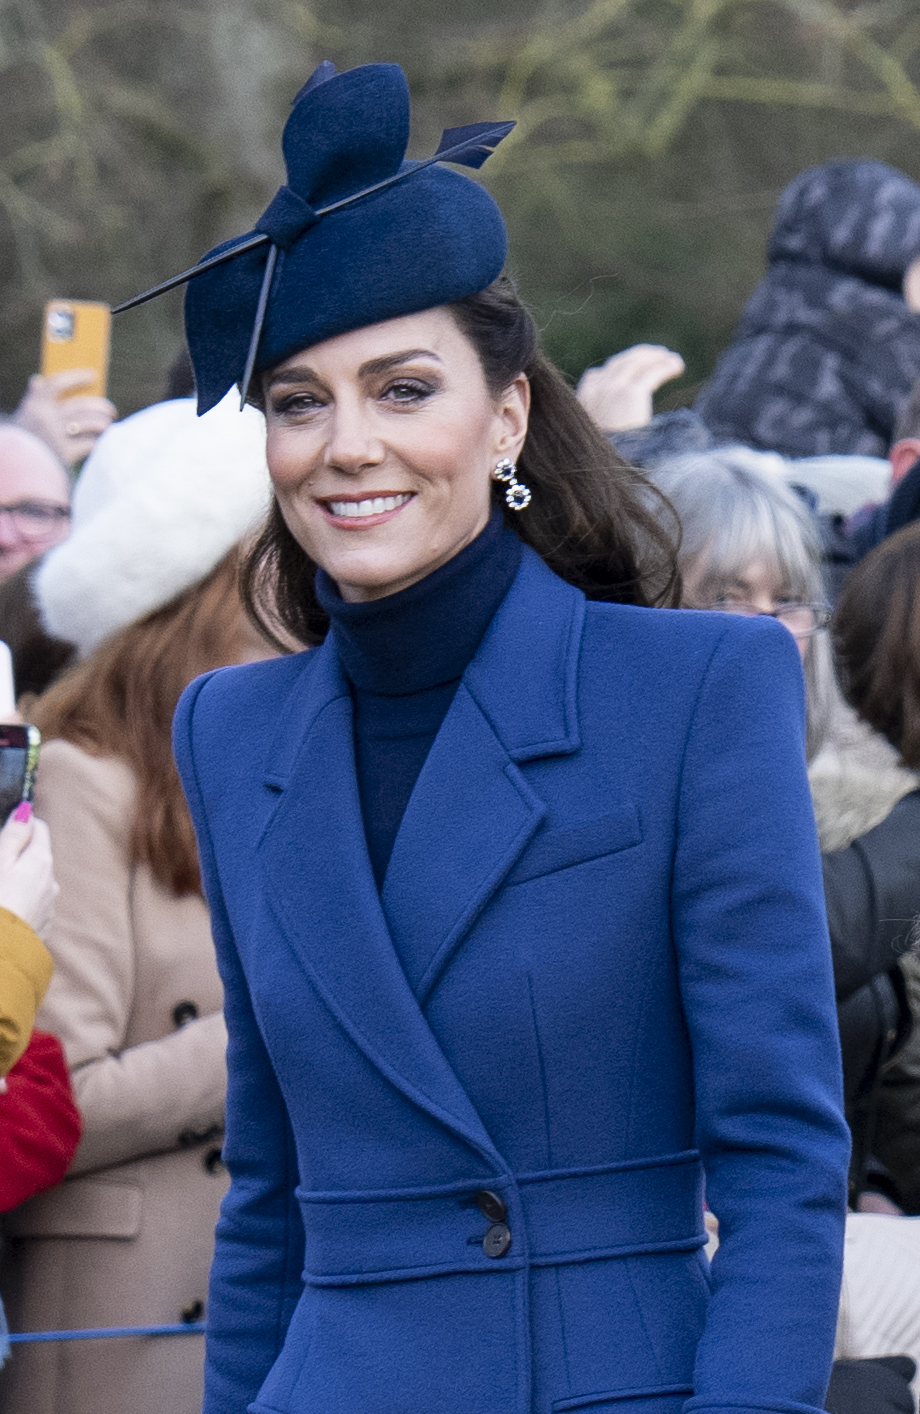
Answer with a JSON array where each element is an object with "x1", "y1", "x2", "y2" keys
[
  {"x1": 646, "y1": 446, "x2": 837, "y2": 761},
  {"x1": 646, "y1": 445, "x2": 911, "y2": 1204}
]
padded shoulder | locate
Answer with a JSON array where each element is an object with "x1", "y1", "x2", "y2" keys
[
  {"x1": 582, "y1": 597, "x2": 799, "y2": 677},
  {"x1": 173, "y1": 649, "x2": 318, "y2": 800}
]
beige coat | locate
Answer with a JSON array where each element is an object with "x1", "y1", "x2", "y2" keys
[{"x1": 0, "y1": 740, "x2": 229, "y2": 1414}]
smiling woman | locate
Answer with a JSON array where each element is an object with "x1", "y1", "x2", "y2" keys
[
  {"x1": 244, "y1": 275, "x2": 680, "y2": 646},
  {"x1": 261, "y1": 312, "x2": 523, "y2": 602},
  {"x1": 124, "y1": 58, "x2": 851, "y2": 1414}
]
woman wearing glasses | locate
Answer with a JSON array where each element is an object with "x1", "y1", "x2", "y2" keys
[
  {"x1": 646, "y1": 448, "x2": 912, "y2": 1200},
  {"x1": 644, "y1": 450, "x2": 836, "y2": 758}
]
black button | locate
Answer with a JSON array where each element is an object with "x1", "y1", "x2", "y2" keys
[
  {"x1": 482, "y1": 1223, "x2": 512, "y2": 1258},
  {"x1": 172, "y1": 1001, "x2": 199, "y2": 1028},
  {"x1": 203, "y1": 1146, "x2": 225, "y2": 1176},
  {"x1": 475, "y1": 1190, "x2": 507, "y2": 1223},
  {"x1": 178, "y1": 1124, "x2": 223, "y2": 1149},
  {"x1": 181, "y1": 1300, "x2": 204, "y2": 1324}
]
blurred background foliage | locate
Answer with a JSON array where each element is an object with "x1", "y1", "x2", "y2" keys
[{"x1": 2, "y1": 0, "x2": 920, "y2": 412}]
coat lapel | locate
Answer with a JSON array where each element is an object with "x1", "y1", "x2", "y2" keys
[
  {"x1": 257, "y1": 638, "x2": 504, "y2": 1168},
  {"x1": 381, "y1": 549, "x2": 586, "y2": 1006}
]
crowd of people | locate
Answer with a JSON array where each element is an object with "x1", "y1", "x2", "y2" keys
[{"x1": 1, "y1": 71, "x2": 920, "y2": 1413}]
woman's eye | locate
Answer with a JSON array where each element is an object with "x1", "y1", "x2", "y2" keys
[
  {"x1": 381, "y1": 379, "x2": 436, "y2": 403},
  {"x1": 271, "y1": 391, "x2": 324, "y2": 416}
]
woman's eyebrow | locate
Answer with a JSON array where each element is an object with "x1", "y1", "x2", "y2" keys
[
  {"x1": 266, "y1": 365, "x2": 322, "y2": 389},
  {"x1": 265, "y1": 349, "x2": 442, "y2": 391},
  {"x1": 357, "y1": 349, "x2": 443, "y2": 378}
]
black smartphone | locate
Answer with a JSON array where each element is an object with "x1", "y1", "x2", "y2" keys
[{"x1": 0, "y1": 725, "x2": 41, "y2": 821}]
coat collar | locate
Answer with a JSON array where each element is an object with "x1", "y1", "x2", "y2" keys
[
  {"x1": 258, "y1": 548, "x2": 585, "y2": 1162},
  {"x1": 380, "y1": 549, "x2": 584, "y2": 1003}
]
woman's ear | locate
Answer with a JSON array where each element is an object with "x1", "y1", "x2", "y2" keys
[{"x1": 495, "y1": 374, "x2": 530, "y2": 463}]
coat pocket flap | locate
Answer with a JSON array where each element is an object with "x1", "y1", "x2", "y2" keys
[
  {"x1": 4, "y1": 1176, "x2": 143, "y2": 1239},
  {"x1": 507, "y1": 805, "x2": 642, "y2": 886},
  {"x1": 553, "y1": 1385, "x2": 693, "y2": 1411}
]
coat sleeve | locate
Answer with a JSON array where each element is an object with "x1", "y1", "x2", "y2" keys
[
  {"x1": 822, "y1": 789, "x2": 920, "y2": 1002},
  {"x1": 174, "y1": 674, "x2": 305, "y2": 1414},
  {"x1": 33, "y1": 740, "x2": 227, "y2": 1174},
  {"x1": 0, "y1": 907, "x2": 52, "y2": 1075},
  {"x1": 0, "y1": 1028, "x2": 82, "y2": 1211},
  {"x1": 671, "y1": 617, "x2": 850, "y2": 1414}
]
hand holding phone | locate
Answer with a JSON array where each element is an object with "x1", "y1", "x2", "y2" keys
[
  {"x1": 0, "y1": 806, "x2": 56, "y2": 941},
  {"x1": 15, "y1": 369, "x2": 116, "y2": 467}
]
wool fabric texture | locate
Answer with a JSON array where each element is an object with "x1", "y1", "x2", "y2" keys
[
  {"x1": 0, "y1": 907, "x2": 52, "y2": 1076},
  {"x1": 185, "y1": 62, "x2": 509, "y2": 413},
  {"x1": 175, "y1": 546, "x2": 849, "y2": 1414},
  {"x1": 315, "y1": 509, "x2": 522, "y2": 886}
]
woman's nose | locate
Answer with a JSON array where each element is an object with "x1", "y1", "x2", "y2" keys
[
  {"x1": 748, "y1": 591, "x2": 777, "y2": 616},
  {"x1": 324, "y1": 399, "x2": 385, "y2": 472}
]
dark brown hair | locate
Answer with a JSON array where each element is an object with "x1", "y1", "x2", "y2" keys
[
  {"x1": 241, "y1": 275, "x2": 681, "y2": 647},
  {"x1": 833, "y1": 520, "x2": 920, "y2": 765},
  {"x1": 33, "y1": 549, "x2": 255, "y2": 896}
]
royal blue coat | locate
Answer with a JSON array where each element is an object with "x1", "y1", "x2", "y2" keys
[{"x1": 174, "y1": 547, "x2": 849, "y2": 1414}]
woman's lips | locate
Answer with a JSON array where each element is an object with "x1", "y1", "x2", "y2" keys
[{"x1": 317, "y1": 492, "x2": 415, "y2": 529}]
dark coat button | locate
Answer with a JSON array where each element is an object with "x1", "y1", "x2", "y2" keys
[
  {"x1": 203, "y1": 1147, "x2": 225, "y2": 1175},
  {"x1": 181, "y1": 1300, "x2": 204, "y2": 1324},
  {"x1": 475, "y1": 1190, "x2": 507, "y2": 1223},
  {"x1": 172, "y1": 1001, "x2": 199, "y2": 1028},
  {"x1": 178, "y1": 1124, "x2": 223, "y2": 1149},
  {"x1": 483, "y1": 1223, "x2": 512, "y2": 1258}
]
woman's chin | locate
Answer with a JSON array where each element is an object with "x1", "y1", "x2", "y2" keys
[{"x1": 325, "y1": 553, "x2": 431, "y2": 603}]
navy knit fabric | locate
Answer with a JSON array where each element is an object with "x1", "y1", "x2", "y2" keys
[{"x1": 315, "y1": 509, "x2": 522, "y2": 886}]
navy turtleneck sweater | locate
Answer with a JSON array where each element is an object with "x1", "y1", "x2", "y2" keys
[{"x1": 315, "y1": 510, "x2": 523, "y2": 888}]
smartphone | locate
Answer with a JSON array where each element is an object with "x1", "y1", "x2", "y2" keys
[
  {"x1": 0, "y1": 725, "x2": 40, "y2": 822},
  {"x1": 40, "y1": 299, "x2": 111, "y2": 399}
]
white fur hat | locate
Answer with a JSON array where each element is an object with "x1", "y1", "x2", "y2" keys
[{"x1": 36, "y1": 390, "x2": 272, "y2": 658}]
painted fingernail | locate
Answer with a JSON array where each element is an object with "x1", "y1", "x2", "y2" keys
[{"x1": 13, "y1": 801, "x2": 32, "y2": 823}]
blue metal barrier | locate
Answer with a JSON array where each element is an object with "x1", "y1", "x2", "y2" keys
[{"x1": 9, "y1": 1323, "x2": 206, "y2": 1343}]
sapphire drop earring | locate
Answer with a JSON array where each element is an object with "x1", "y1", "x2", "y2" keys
[{"x1": 491, "y1": 458, "x2": 532, "y2": 511}]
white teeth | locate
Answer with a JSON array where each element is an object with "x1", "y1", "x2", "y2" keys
[{"x1": 327, "y1": 493, "x2": 412, "y2": 518}]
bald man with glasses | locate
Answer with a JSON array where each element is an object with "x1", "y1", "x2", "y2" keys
[{"x1": 0, "y1": 425, "x2": 71, "y2": 582}]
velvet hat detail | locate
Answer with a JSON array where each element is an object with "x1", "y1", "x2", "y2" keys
[{"x1": 114, "y1": 62, "x2": 514, "y2": 413}]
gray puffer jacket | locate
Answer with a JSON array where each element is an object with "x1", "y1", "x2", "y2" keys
[{"x1": 696, "y1": 160, "x2": 920, "y2": 457}]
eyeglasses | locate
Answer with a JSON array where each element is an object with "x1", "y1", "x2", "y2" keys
[
  {"x1": 701, "y1": 600, "x2": 831, "y2": 637},
  {"x1": 0, "y1": 501, "x2": 71, "y2": 539}
]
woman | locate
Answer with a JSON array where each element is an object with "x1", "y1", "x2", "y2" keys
[
  {"x1": 830, "y1": 521, "x2": 920, "y2": 1212},
  {"x1": 644, "y1": 449, "x2": 840, "y2": 760},
  {"x1": 0, "y1": 800, "x2": 80, "y2": 1216},
  {"x1": 0, "y1": 799, "x2": 81, "y2": 1368},
  {"x1": 645, "y1": 449, "x2": 915, "y2": 1198},
  {"x1": 0, "y1": 394, "x2": 272, "y2": 1414},
  {"x1": 157, "y1": 62, "x2": 847, "y2": 1414}
]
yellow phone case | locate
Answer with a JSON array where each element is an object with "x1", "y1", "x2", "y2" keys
[{"x1": 40, "y1": 299, "x2": 111, "y2": 399}]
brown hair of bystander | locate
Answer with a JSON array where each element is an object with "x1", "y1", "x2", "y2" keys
[
  {"x1": 833, "y1": 520, "x2": 920, "y2": 766},
  {"x1": 31, "y1": 548, "x2": 256, "y2": 895}
]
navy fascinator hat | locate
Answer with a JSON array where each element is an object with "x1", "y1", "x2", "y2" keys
[{"x1": 115, "y1": 62, "x2": 514, "y2": 413}]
